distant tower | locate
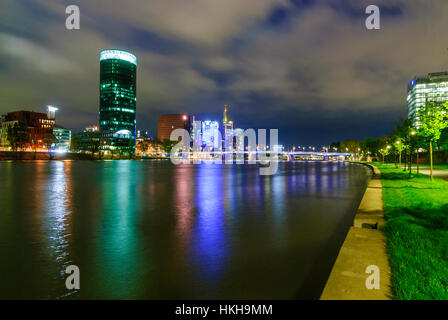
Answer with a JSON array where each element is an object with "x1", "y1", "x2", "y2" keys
[{"x1": 223, "y1": 104, "x2": 234, "y2": 150}]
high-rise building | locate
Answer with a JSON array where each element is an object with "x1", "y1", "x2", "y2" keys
[
  {"x1": 223, "y1": 104, "x2": 234, "y2": 150},
  {"x1": 157, "y1": 114, "x2": 190, "y2": 142},
  {"x1": 407, "y1": 72, "x2": 448, "y2": 126},
  {"x1": 99, "y1": 49, "x2": 137, "y2": 152},
  {"x1": 191, "y1": 115, "x2": 202, "y2": 147},
  {"x1": 202, "y1": 121, "x2": 220, "y2": 149}
]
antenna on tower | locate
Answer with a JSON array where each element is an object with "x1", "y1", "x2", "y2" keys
[{"x1": 223, "y1": 104, "x2": 228, "y2": 123}]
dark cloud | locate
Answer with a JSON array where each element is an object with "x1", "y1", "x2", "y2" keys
[{"x1": 0, "y1": 0, "x2": 446, "y2": 146}]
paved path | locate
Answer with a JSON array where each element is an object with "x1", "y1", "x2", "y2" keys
[
  {"x1": 412, "y1": 166, "x2": 448, "y2": 180},
  {"x1": 320, "y1": 164, "x2": 392, "y2": 300}
]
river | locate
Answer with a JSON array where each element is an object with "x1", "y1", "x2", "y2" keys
[{"x1": 0, "y1": 160, "x2": 370, "y2": 299}]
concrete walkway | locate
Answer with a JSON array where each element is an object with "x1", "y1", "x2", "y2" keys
[{"x1": 320, "y1": 164, "x2": 392, "y2": 300}]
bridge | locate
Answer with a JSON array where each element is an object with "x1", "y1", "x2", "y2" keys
[{"x1": 168, "y1": 150, "x2": 359, "y2": 161}]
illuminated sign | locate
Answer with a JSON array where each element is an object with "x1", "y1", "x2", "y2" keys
[
  {"x1": 114, "y1": 129, "x2": 132, "y2": 138},
  {"x1": 100, "y1": 50, "x2": 137, "y2": 66}
]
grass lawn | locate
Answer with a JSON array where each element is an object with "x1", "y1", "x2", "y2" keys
[{"x1": 373, "y1": 163, "x2": 448, "y2": 299}]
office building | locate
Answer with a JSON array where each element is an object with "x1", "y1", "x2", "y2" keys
[
  {"x1": 223, "y1": 105, "x2": 234, "y2": 150},
  {"x1": 0, "y1": 110, "x2": 55, "y2": 149},
  {"x1": 407, "y1": 72, "x2": 448, "y2": 125},
  {"x1": 53, "y1": 125, "x2": 71, "y2": 152},
  {"x1": 99, "y1": 49, "x2": 137, "y2": 152},
  {"x1": 158, "y1": 114, "x2": 190, "y2": 142},
  {"x1": 202, "y1": 120, "x2": 220, "y2": 149}
]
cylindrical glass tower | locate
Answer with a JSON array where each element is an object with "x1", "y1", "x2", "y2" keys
[{"x1": 99, "y1": 49, "x2": 137, "y2": 152}]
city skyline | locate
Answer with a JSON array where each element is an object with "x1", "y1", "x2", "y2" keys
[{"x1": 2, "y1": 1, "x2": 448, "y2": 146}]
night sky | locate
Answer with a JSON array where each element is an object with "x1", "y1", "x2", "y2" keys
[{"x1": 1, "y1": 0, "x2": 447, "y2": 146}]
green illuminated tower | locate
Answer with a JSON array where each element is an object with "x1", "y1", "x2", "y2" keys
[{"x1": 99, "y1": 49, "x2": 137, "y2": 153}]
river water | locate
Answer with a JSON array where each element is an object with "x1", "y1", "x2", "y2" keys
[{"x1": 0, "y1": 160, "x2": 370, "y2": 299}]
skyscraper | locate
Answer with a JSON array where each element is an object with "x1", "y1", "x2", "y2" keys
[
  {"x1": 202, "y1": 121, "x2": 220, "y2": 149},
  {"x1": 223, "y1": 104, "x2": 234, "y2": 150},
  {"x1": 407, "y1": 72, "x2": 448, "y2": 126},
  {"x1": 99, "y1": 49, "x2": 137, "y2": 152}
]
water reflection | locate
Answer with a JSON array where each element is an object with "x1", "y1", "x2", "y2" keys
[
  {"x1": 0, "y1": 160, "x2": 370, "y2": 299},
  {"x1": 192, "y1": 164, "x2": 228, "y2": 286}
]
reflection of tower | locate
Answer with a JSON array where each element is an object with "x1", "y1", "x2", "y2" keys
[{"x1": 223, "y1": 105, "x2": 233, "y2": 150}]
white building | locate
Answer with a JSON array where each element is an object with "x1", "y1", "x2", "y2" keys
[{"x1": 407, "y1": 72, "x2": 448, "y2": 126}]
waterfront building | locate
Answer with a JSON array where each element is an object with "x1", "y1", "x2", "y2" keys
[
  {"x1": 71, "y1": 129, "x2": 101, "y2": 153},
  {"x1": 407, "y1": 72, "x2": 448, "y2": 126},
  {"x1": 202, "y1": 120, "x2": 220, "y2": 149},
  {"x1": 53, "y1": 125, "x2": 71, "y2": 152},
  {"x1": 99, "y1": 49, "x2": 137, "y2": 153},
  {"x1": 136, "y1": 136, "x2": 163, "y2": 156},
  {"x1": 190, "y1": 115, "x2": 202, "y2": 148},
  {"x1": 85, "y1": 125, "x2": 99, "y2": 132},
  {"x1": 158, "y1": 114, "x2": 190, "y2": 142},
  {"x1": 0, "y1": 110, "x2": 55, "y2": 150},
  {"x1": 233, "y1": 128, "x2": 244, "y2": 150},
  {"x1": 223, "y1": 105, "x2": 234, "y2": 151}
]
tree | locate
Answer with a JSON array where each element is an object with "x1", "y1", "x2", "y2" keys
[
  {"x1": 394, "y1": 137, "x2": 407, "y2": 169},
  {"x1": 361, "y1": 137, "x2": 381, "y2": 161},
  {"x1": 416, "y1": 101, "x2": 448, "y2": 181},
  {"x1": 137, "y1": 139, "x2": 150, "y2": 154},
  {"x1": 90, "y1": 137, "x2": 101, "y2": 159},
  {"x1": 6, "y1": 122, "x2": 28, "y2": 157},
  {"x1": 43, "y1": 133, "x2": 56, "y2": 160},
  {"x1": 330, "y1": 141, "x2": 341, "y2": 152},
  {"x1": 379, "y1": 145, "x2": 392, "y2": 164},
  {"x1": 162, "y1": 139, "x2": 177, "y2": 155},
  {"x1": 340, "y1": 140, "x2": 360, "y2": 154},
  {"x1": 70, "y1": 134, "x2": 81, "y2": 152}
]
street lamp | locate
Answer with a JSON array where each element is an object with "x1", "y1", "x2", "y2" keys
[{"x1": 410, "y1": 130, "x2": 418, "y2": 175}]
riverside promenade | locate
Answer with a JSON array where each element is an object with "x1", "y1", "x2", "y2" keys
[
  {"x1": 399, "y1": 164, "x2": 448, "y2": 181},
  {"x1": 320, "y1": 163, "x2": 392, "y2": 300}
]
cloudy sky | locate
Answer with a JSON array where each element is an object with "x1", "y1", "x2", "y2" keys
[{"x1": 1, "y1": 0, "x2": 447, "y2": 146}]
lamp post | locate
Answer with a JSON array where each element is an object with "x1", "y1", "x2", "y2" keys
[{"x1": 409, "y1": 130, "x2": 416, "y2": 176}]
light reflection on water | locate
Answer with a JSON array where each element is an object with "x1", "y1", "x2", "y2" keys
[{"x1": 0, "y1": 160, "x2": 370, "y2": 299}]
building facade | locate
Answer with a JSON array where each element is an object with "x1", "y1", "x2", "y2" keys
[
  {"x1": 99, "y1": 49, "x2": 137, "y2": 153},
  {"x1": 202, "y1": 120, "x2": 220, "y2": 149},
  {"x1": 407, "y1": 72, "x2": 448, "y2": 125},
  {"x1": 53, "y1": 125, "x2": 71, "y2": 152},
  {"x1": 0, "y1": 110, "x2": 55, "y2": 150},
  {"x1": 157, "y1": 114, "x2": 190, "y2": 142}
]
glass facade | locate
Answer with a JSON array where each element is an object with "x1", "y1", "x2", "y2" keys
[
  {"x1": 53, "y1": 125, "x2": 71, "y2": 152},
  {"x1": 407, "y1": 72, "x2": 448, "y2": 126},
  {"x1": 202, "y1": 121, "x2": 220, "y2": 149},
  {"x1": 99, "y1": 49, "x2": 137, "y2": 152}
]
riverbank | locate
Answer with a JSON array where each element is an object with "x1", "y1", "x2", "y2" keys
[
  {"x1": 320, "y1": 163, "x2": 392, "y2": 300},
  {"x1": 0, "y1": 151, "x2": 93, "y2": 160},
  {"x1": 0, "y1": 151, "x2": 170, "y2": 161},
  {"x1": 374, "y1": 163, "x2": 448, "y2": 299}
]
